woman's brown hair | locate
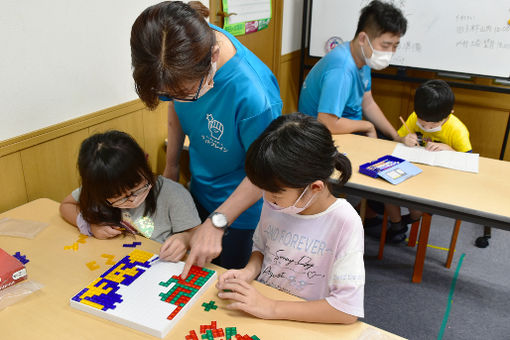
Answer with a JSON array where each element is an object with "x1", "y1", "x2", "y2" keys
[{"x1": 131, "y1": 1, "x2": 216, "y2": 109}]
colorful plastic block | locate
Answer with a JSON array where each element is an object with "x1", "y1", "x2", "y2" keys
[
  {"x1": 101, "y1": 254, "x2": 116, "y2": 265},
  {"x1": 86, "y1": 261, "x2": 100, "y2": 270},
  {"x1": 186, "y1": 329, "x2": 199, "y2": 340},
  {"x1": 64, "y1": 242, "x2": 79, "y2": 251},
  {"x1": 122, "y1": 241, "x2": 142, "y2": 248},
  {"x1": 77, "y1": 234, "x2": 88, "y2": 243},
  {"x1": 12, "y1": 251, "x2": 30, "y2": 265},
  {"x1": 201, "y1": 300, "x2": 217, "y2": 311}
]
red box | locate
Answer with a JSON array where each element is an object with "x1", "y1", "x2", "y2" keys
[{"x1": 0, "y1": 248, "x2": 27, "y2": 291}]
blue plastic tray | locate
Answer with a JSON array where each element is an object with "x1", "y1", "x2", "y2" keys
[{"x1": 359, "y1": 155, "x2": 406, "y2": 178}]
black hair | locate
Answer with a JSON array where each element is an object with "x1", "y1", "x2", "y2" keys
[
  {"x1": 77, "y1": 130, "x2": 158, "y2": 227},
  {"x1": 414, "y1": 79, "x2": 455, "y2": 122},
  {"x1": 131, "y1": 1, "x2": 215, "y2": 109},
  {"x1": 245, "y1": 113, "x2": 352, "y2": 193},
  {"x1": 355, "y1": 0, "x2": 407, "y2": 38}
]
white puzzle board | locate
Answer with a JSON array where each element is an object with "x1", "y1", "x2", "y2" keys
[{"x1": 70, "y1": 249, "x2": 217, "y2": 338}]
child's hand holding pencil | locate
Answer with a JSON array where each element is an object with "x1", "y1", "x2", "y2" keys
[{"x1": 399, "y1": 116, "x2": 420, "y2": 147}]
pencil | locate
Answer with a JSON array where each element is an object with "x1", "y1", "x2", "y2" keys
[{"x1": 399, "y1": 116, "x2": 411, "y2": 134}]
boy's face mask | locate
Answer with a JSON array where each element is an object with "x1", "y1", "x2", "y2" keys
[
  {"x1": 416, "y1": 117, "x2": 447, "y2": 133},
  {"x1": 361, "y1": 36, "x2": 393, "y2": 70}
]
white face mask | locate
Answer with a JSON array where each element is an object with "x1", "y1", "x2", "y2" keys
[
  {"x1": 416, "y1": 121, "x2": 442, "y2": 133},
  {"x1": 361, "y1": 37, "x2": 393, "y2": 70},
  {"x1": 197, "y1": 61, "x2": 217, "y2": 99},
  {"x1": 263, "y1": 186, "x2": 317, "y2": 215}
]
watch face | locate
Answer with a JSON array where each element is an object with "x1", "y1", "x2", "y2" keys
[{"x1": 211, "y1": 213, "x2": 228, "y2": 228}]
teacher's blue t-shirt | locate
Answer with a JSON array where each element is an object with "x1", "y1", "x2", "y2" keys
[
  {"x1": 298, "y1": 42, "x2": 371, "y2": 120},
  {"x1": 161, "y1": 24, "x2": 282, "y2": 229}
]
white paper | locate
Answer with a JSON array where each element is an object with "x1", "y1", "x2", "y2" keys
[
  {"x1": 226, "y1": 0, "x2": 271, "y2": 24},
  {"x1": 392, "y1": 143, "x2": 479, "y2": 173}
]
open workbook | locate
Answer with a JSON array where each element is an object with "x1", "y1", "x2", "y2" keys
[{"x1": 392, "y1": 143, "x2": 479, "y2": 173}]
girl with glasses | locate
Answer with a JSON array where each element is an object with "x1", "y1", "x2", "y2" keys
[
  {"x1": 216, "y1": 113, "x2": 365, "y2": 324},
  {"x1": 131, "y1": 1, "x2": 282, "y2": 277},
  {"x1": 59, "y1": 130, "x2": 201, "y2": 262}
]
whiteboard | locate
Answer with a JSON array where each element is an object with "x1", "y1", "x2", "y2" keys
[
  {"x1": 0, "y1": 0, "x2": 208, "y2": 142},
  {"x1": 309, "y1": 0, "x2": 510, "y2": 78}
]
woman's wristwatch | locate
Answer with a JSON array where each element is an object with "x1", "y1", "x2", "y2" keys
[{"x1": 207, "y1": 212, "x2": 229, "y2": 229}]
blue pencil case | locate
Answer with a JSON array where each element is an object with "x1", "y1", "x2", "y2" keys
[{"x1": 359, "y1": 155, "x2": 422, "y2": 185}]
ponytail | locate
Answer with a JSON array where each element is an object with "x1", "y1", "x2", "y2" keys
[
  {"x1": 328, "y1": 151, "x2": 352, "y2": 190},
  {"x1": 188, "y1": 1, "x2": 210, "y2": 19}
]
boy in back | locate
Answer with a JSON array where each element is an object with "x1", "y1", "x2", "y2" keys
[
  {"x1": 400, "y1": 79, "x2": 472, "y2": 152},
  {"x1": 385, "y1": 79, "x2": 472, "y2": 242}
]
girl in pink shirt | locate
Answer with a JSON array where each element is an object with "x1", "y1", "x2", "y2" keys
[{"x1": 217, "y1": 113, "x2": 365, "y2": 324}]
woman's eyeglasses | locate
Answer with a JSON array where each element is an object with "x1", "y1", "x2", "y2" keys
[
  {"x1": 156, "y1": 76, "x2": 205, "y2": 102},
  {"x1": 106, "y1": 182, "x2": 151, "y2": 207}
]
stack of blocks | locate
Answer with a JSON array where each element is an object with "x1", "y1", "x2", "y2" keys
[
  {"x1": 189, "y1": 322, "x2": 261, "y2": 340},
  {"x1": 159, "y1": 266, "x2": 215, "y2": 320}
]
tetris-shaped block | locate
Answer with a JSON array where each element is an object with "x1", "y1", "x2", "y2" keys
[
  {"x1": 201, "y1": 300, "x2": 217, "y2": 311},
  {"x1": 122, "y1": 241, "x2": 142, "y2": 248},
  {"x1": 13, "y1": 251, "x2": 30, "y2": 265},
  {"x1": 70, "y1": 250, "x2": 216, "y2": 338}
]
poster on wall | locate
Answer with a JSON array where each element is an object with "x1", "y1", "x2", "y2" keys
[{"x1": 221, "y1": 0, "x2": 271, "y2": 36}]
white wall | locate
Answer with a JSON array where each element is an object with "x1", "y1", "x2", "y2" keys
[
  {"x1": 281, "y1": 0, "x2": 304, "y2": 55},
  {"x1": 0, "y1": 0, "x2": 208, "y2": 142}
]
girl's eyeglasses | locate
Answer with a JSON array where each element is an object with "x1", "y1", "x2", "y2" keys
[
  {"x1": 106, "y1": 182, "x2": 152, "y2": 207},
  {"x1": 155, "y1": 76, "x2": 205, "y2": 102}
]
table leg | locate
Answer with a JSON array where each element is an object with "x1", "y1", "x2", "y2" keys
[
  {"x1": 445, "y1": 220, "x2": 462, "y2": 268},
  {"x1": 412, "y1": 213, "x2": 432, "y2": 283},
  {"x1": 407, "y1": 220, "x2": 420, "y2": 247}
]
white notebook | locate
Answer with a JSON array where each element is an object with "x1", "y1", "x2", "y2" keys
[{"x1": 392, "y1": 143, "x2": 479, "y2": 173}]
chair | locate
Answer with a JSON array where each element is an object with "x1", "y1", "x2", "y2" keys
[{"x1": 377, "y1": 210, "x2": 462, "y2": 280}]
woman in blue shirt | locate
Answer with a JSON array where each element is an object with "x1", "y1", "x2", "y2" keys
[{"x1": 130, "y1": 1, "x2": 282, "y2": 277}]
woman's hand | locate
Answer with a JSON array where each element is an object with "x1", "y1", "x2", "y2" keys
[
  {"x1": 90, "y1": 224, "x2": 122, "y2": 239},
  {"x1": 180, "y1": 220, "x2": 224, "y2": 278},
  {"x1": 160, "y1": 232, "x2": 190, "y2": 262},
  {"x1": 217, "y1": 278, "x2": 276, "y2": 319}
]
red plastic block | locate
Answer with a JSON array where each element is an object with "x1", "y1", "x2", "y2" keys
[
  {"x1": 212, "y1": 328, "x2": 225, "y2": 337},
  {"x1": 185, "y1": 329, "x2": 199, "y2": 340}
]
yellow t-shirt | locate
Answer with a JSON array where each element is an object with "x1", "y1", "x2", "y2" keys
[{"x1": 397, "y1": 113, "x2": 472, "y2": 152}]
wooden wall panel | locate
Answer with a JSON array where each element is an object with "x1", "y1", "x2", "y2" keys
[
  {"x1": 0, "y1": 152, "x2": 28, "y2": 212},
  {"x1": 20, "y1": 129, "x2": 88, "y2": 202},
  {"x1": 89, "y1": 111, "x2": 145, "y2": 149},
  {"x1": 142, "y1": 103, "x2": 168, "y2": 175},
  {"x1": 371, "y1": 78, "x2": 412, "y2": 130},
  {"x1": 278, "y1": 51, "x2": 301, "y2": 114},
  {"x1": 452, "y1": 106, "x2": 508, "y2": 158}
]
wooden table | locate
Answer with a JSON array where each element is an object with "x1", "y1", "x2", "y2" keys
[
  {"x1": 0, "y1": 199, "x2": 404, "y2": 340},
  {"x1": 333, "y1": 134, "x2": 510, "y2": 281}
]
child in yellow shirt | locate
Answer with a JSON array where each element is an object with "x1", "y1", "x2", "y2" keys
[{"x1": 386, "y1": 79, "x2": 472, "y2": 242}]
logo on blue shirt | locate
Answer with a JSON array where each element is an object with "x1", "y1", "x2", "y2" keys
[{"x1": 201, "y1": 113, "x2": 229, "y2": 152}]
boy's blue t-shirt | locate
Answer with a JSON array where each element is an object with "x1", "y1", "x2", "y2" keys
[
  {"x1": 161, "y1": 24, "x2": 282, "y2": 230},
  {"x1": 298, "y1": 42, "x2": 371, "y2": 120}
]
